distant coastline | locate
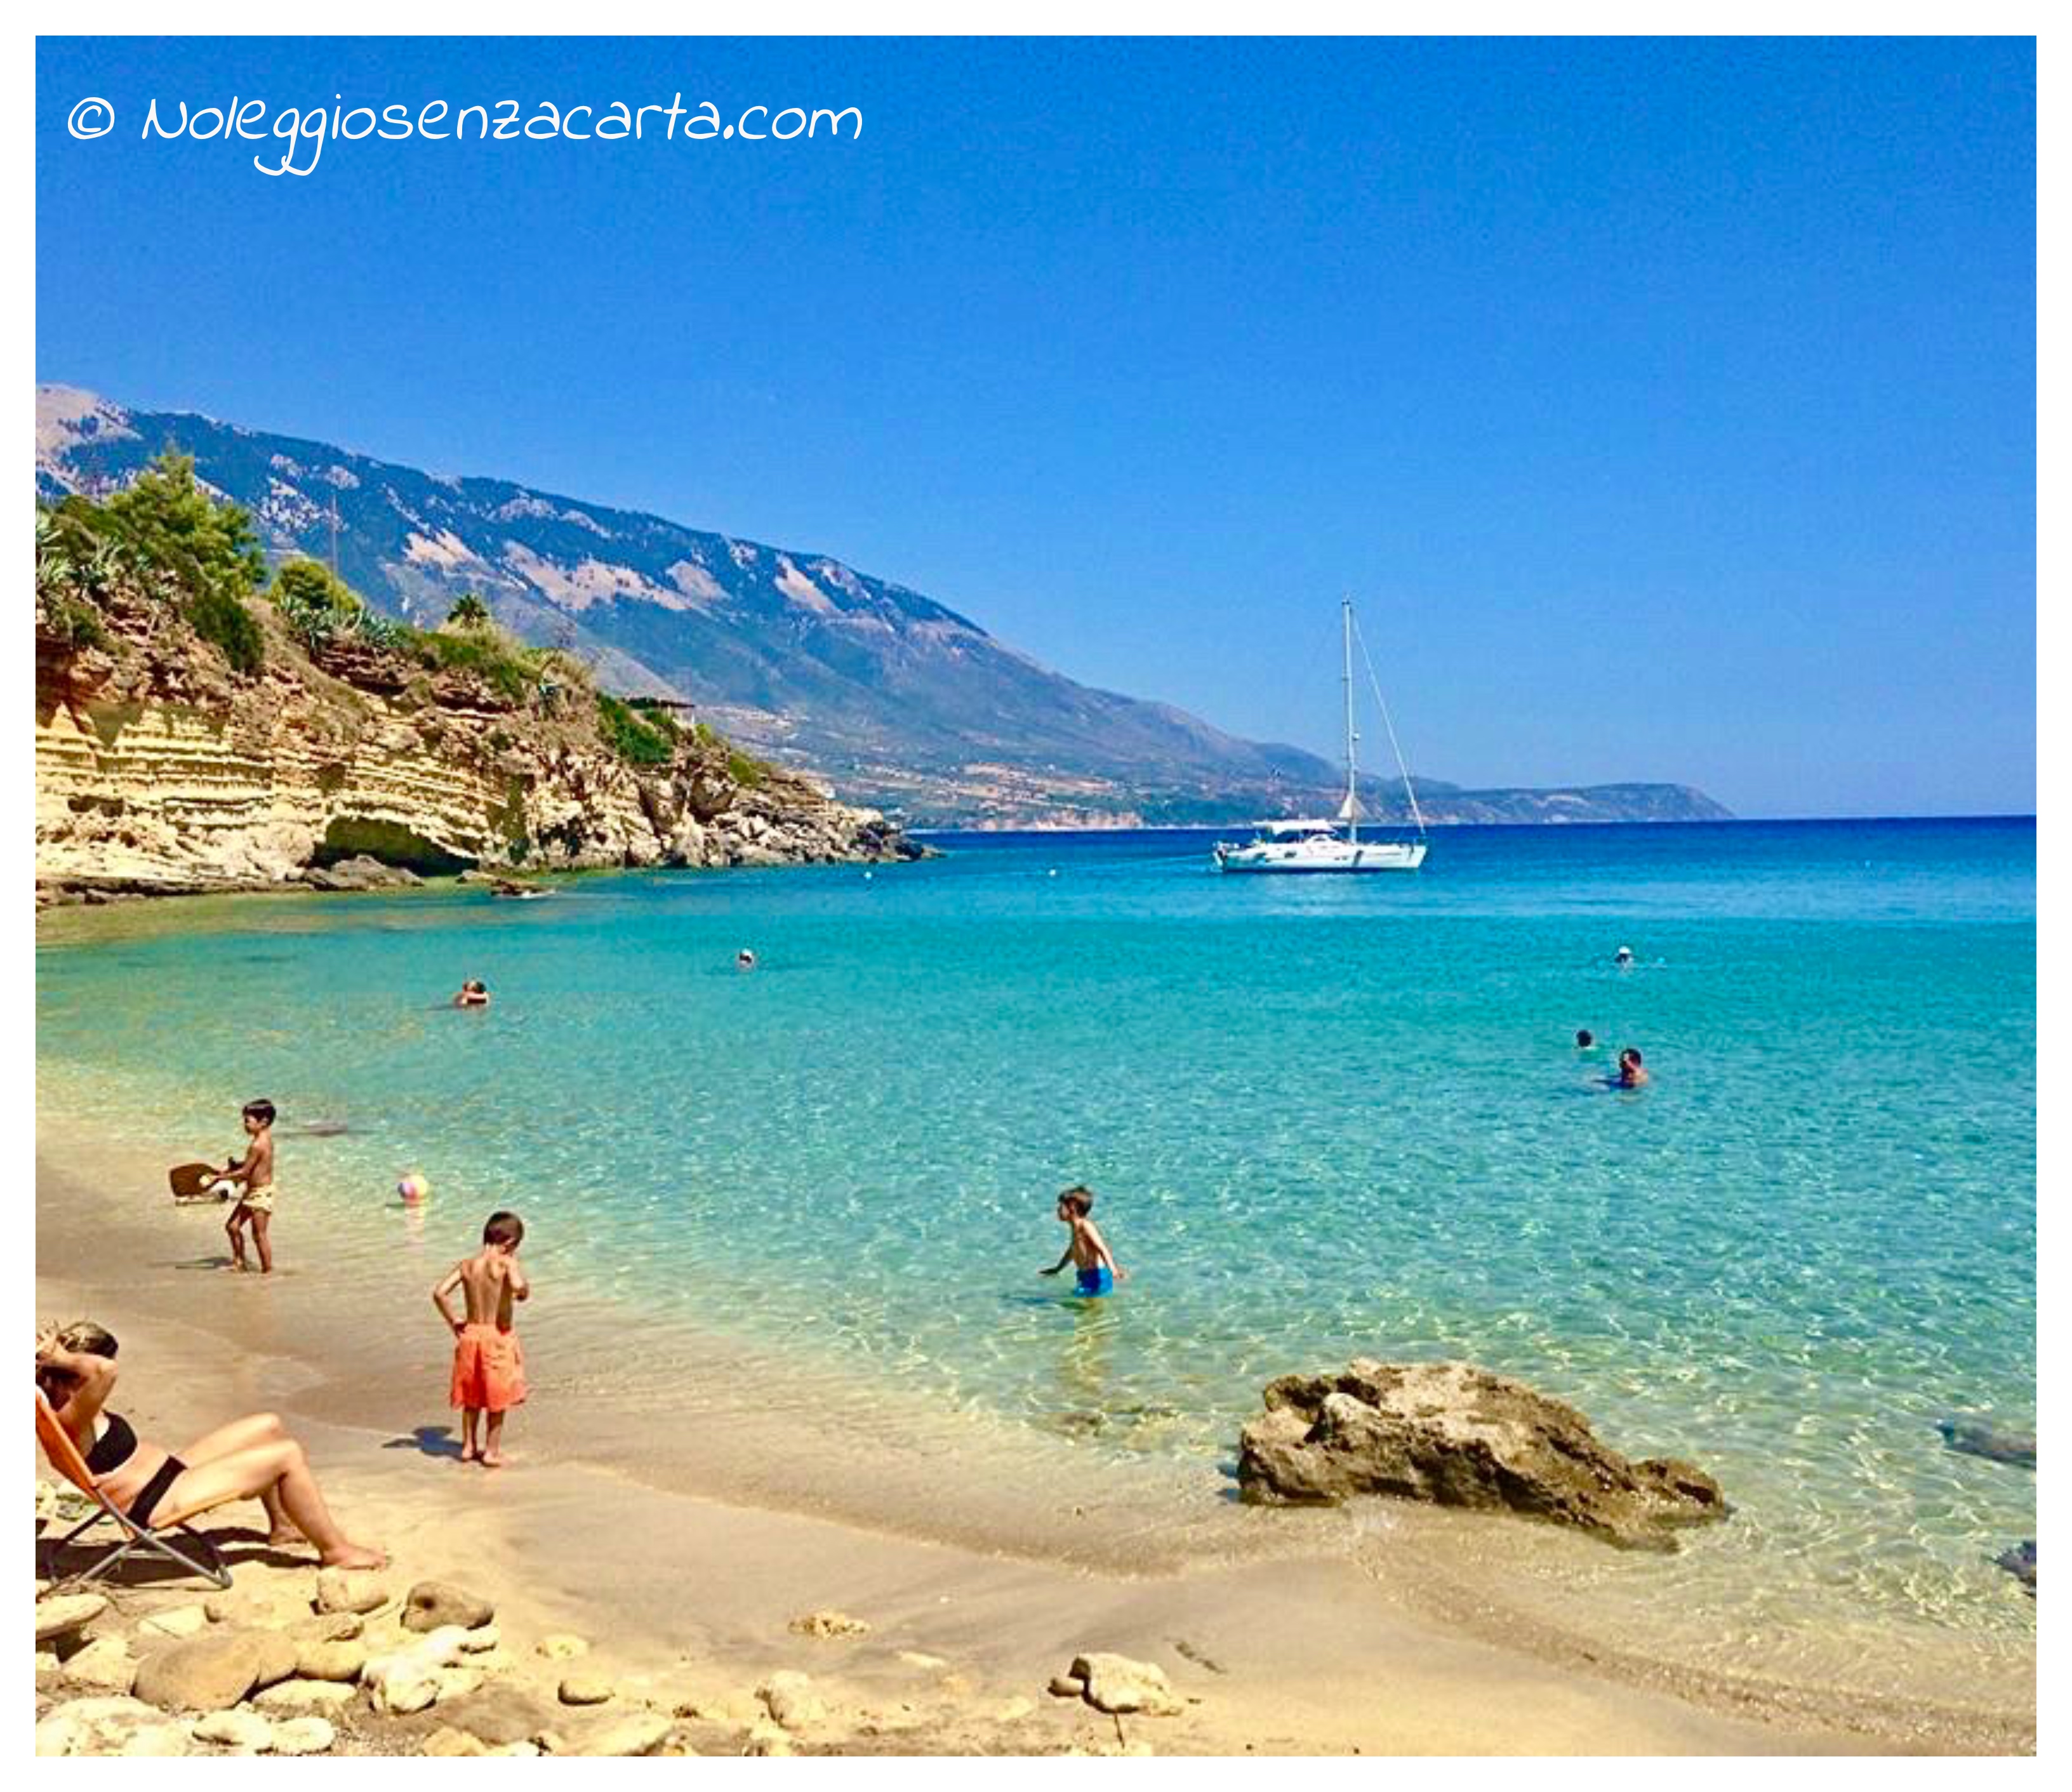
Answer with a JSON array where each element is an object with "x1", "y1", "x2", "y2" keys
[
  {"x1": 38, "y1": 387, "x2": 1731, "y2": 831},
  {"x1": 912, "y1": 812, "x2": 2033, "y2": 836}
]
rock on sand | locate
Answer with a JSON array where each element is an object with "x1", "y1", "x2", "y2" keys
[
  {"x1": 758, "y1": 1670, "x2": 826, "y2": 1729},
  {"x1": 402, "y1": 1579, "x2": 495, "y2": 1633},
  {"x1": 1069, "y1": 1652, "x2": 1184, "y2": 1716}
]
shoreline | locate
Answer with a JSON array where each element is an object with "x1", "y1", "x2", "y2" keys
[{"x1": 34, "y1": 1127, "x2": 2035, "y2": 1754}]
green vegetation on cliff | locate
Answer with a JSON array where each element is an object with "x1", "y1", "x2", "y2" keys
[
  {"x1": 37, "y1": 452, "x2": 269, "y2": 672},
  {"x1": 595, "y1": 693, "x2": 678, "y2": 766},
  {"x1": 34, "y1": 452, "x2": 775, "y2": 780}
]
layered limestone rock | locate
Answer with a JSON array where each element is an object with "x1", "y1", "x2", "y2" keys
[
  {"x1": 36, "y1": 594, "x2": 919, "y2": 899},
  {"x1": 1238, "y1": 1358, "x2": 1727, "y2": 1550}
]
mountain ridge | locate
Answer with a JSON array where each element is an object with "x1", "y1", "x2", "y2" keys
[{"x1": 36, "y1": 384, "x2": 1732, "y2": 827}]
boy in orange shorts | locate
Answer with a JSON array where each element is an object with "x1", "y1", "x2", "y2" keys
[{"x1": 432, "y1": 1211, "x2": 531, "y2": 1466}]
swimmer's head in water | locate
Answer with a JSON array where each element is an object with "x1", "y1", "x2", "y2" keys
[
  {"x1": 1056, "y1": 1185, "x2": 1094, "y2": 1219},
  {"x1": 1619, "y1": 1047, "x2": 1644, "y2": 1069},
  {"x1": 1576, "y1": 1029, "x2": 1595, "y2": 1049}
]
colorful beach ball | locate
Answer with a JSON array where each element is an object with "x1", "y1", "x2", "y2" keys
[{"x1": 397, "y1": 1171, "x2": 431, "y2": 1205}]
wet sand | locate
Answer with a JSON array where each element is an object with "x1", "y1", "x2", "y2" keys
[{"x1": 34, "y1": 1130, "x2": 2034, "y2": 1755}]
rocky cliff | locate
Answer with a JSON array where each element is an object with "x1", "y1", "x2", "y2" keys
[{"x1": 35, "y1": 582, "x2": 919, "y2": 903}]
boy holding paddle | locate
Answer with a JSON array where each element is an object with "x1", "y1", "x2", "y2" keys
[{"x1": 220, "y1": 1098, "x2": 279, "y2": 1273}]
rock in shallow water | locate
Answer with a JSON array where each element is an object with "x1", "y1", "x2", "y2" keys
[
  {"x1": 1237, "y1": 1358, "x2": 1727, "y2": 1549},
  {"x1": 1995, "y1": 1540, "x2": 2036, "y2": 1594},
  {"x1": 1937, "y1": 1417, "x2": 2037, "y2": 1470}
]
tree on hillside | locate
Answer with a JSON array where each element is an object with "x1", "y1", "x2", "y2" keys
[
  {"x1": 446, "y1": 592, "x2": 492, "y2": 628},
  {"x1": 100, "y1": 450, "x2": 265, "y2": 606},
  {"x1": 92, "y1": 451, "x2": 267, "y2": 673}
]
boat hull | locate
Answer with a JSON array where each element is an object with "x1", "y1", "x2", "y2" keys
[{"x1": 1214, "y1": 841, "x2": 1428, "y2": 873}]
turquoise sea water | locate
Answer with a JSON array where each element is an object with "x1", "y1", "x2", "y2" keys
[{"x1": 37, "y1": 818, "x2": 2036, "y2": 1647}]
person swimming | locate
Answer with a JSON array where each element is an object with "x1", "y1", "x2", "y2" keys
[
  {"x1": 454, "y1": 980, "x2": 491, "y2": 1008},
  {"x1": 1614, "y1": 945, "x2": 1635, "y2": 967},
  {"x1": 1576, "y1": 1028, "x2": 1597, "y2": 1050},
  {"x1": 736, "y1": 949, "x2": 757, "y2": 972},
  {"x1": 1617, "y1": 1046, "x2": 1649, "y2": 1087}
]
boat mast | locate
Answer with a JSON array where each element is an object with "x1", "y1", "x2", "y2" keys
[{"x1": 1342, "y1": 595, "x2": 1359, "y2": 842}]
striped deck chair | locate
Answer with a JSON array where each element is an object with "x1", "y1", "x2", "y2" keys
[{"x1": 35, "y1": 1390, "x2": 231, "y2": 1590}]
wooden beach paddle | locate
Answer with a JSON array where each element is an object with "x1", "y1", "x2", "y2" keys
[{"x1": 168, "y1": 1162, "x2": 231, "y2": 1203}]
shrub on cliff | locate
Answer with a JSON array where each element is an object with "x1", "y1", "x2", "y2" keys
[
  {"x1": 352, "y1": 609, "x2": 414, "y2": 653},
  {"x1": 270, "y1": 558, "x2": 364, "y2": 651},
  {"x1": 597, "y1": 692, "x2": 679, "y2": 765},
  {"x1": 415, "y1": 624, "x2": 553, "y2": 703},
  {"x1": 184, "y1": 586, "x2": 266, "y2": 674},
  {"x1": 34, "y1": 507, "x2": 114, "y2": 647}
]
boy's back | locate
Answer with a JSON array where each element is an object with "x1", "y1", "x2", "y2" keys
[{"x1": 455, "y1": 1249, "x2": 522, "y2": 1329}]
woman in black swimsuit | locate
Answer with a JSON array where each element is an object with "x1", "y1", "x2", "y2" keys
[{"x1": 36, "y1": 1321, "x2": 385, "y2": 1569}]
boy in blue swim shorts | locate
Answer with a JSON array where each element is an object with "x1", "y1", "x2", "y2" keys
[{"x1": 1040, "y1": 1185, "x2": 1127, "y2": 1296}]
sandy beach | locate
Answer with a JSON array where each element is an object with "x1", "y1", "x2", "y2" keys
[{"x1": 34, "y1": 1118, "x2": 2034, "y2": 1756}]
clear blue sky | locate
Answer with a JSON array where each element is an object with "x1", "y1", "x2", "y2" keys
[{"x1": 36, "y1": 37, "x2": 2035, "y2": 816}]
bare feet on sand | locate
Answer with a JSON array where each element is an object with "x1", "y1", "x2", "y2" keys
[
  {"x1": 479, "y1": 1450, "x2": 506, "y2": 1469},
  {"x1": 319, "y1": 1543, "x2": 388, "y2": 1570}
]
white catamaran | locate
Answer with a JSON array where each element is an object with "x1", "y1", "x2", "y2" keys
[{"x1": 1214, "y1": 599, "x2": 1428, "y2": 874}]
